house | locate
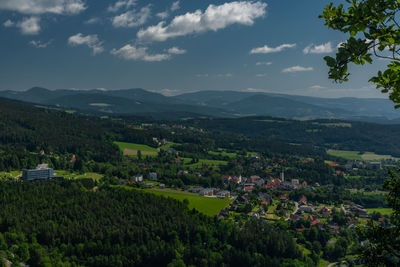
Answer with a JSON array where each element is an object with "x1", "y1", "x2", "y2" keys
[
  {"x1": 188, "y1": 187, "x2": 203, "y2": 193},
  {"x1": 216, "y1": 190, "x2": 230, "y2": 198},
  {"x1": 299, "y1": 205, "x2": 314, "y2": 213},
  {"x1": 131, "y1": 174, "x2": 143, "y2": 182},
  {"x1": 149, "y1": 172, "x2": 158, "y2": 181},
  {"x1": 199, "y1": 188, "x2": 216, "y2": 196},
  {"x1": 231, "y1": 175, "x2": 242, "y2": 184},
  {"x1": 243, "y1": 183, "x2": 255, "y2": 191},
  {"x1": 22, "y1": 164, "x2": 54, "y2": 181},
  {"x1": 159, "y1": 184, "x2": 166, "y2": 189},
  {"x1": 291, "y1": 179, "x2": 299, "y2": 186},
  {"x1": 367, "y1": 161, "x2": 382, "y2": 169}
]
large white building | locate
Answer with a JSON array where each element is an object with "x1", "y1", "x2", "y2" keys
[{"x1": 22, "y1": 164, "x2": 54, "y2": 181}]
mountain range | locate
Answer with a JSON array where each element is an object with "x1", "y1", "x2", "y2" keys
[{"x1": 0, "y1": 87, "x2": 399, "y2": 123}]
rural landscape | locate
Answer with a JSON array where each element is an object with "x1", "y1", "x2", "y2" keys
[{"x1": 1, "y1": 0, "x2": 400, "y2": 266}]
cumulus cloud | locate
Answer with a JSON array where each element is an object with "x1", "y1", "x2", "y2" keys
[
  {"x1": 138, "y1": 1, "x2": 267, "y2": 42},
  {"x1": 3, "y1": 19, "x2": 14, "y2": 27},
  {"x1": 18, "y1": 17, "x2": 40, "y2": 35},
  {"x1": 0, "y1": 0, "x2": 86, "y2": 15},
  {"x1": 282, "y1": 66, "x2": 313, "y2": 73},
  {"x1": 256, "y1": 61, "x2": 272, "y2": 66},
  {"x1": 112, "y1": 6, "x2": 151, "y2": 28},
  {"x1": 303, "y1": 42, "x2": 333, "y2": 54},
  {"x1": 250, "y1": 43, "x2": 296, "y2": 54},
  {"x1": 68, "y1": 33, "x2": 104, "y2": 55},
  {"x1": 167, "y1": 46, "x2": 186, "y2": 54},
  {"x1": 107, "y1": 0, "x2": 136, "y2": 12},
  {"x1": 29, "y1": 39, "x2": 52, "y2": 48},
  {"x1": 111, "y1": 45, "x2": 171, "y2": 62},
  {"x1": 171, "y1": 1, "x2": 180, "y2": 11}
]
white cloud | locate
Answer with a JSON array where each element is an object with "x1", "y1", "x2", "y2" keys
[
  {"x1": 282, "y1": 66, "x2": 313, "y2": 73},
  {"x1": 68, "y1": 33, "x2": 104, "y2": 55},
  {"x1": 171, "y1": 1, "x2": 180, "y2": 11},
  {"x1": 85, "y1": 17, "x2": 100, "y2": 24},
  {"x1": 167, "y1": 46, "x2": 186, "y2": 54},
  {"x1": 0, "y1": 0, "x2": 86, "y2": 15},
  {"x1": 18, "y1": 17, "x2": 40, "y2": 35},
  {"x1": 112, "y1": 6, "x2": 151, "y2": 28},
  {"x1": 107, "y1": 0, "x2": 136, "y2": 12},
  {"x1": 217, "y1": 73, "x2": 233, "y2": 77},
  {"x1": 303, "y1": 42, "x2": 333, "y2": 54},
  {"x1": 310, "y1": 85, "x2": 326, "y2": 89},
  {"x1": 3, "y1": 19, "x2": 14, "y2": 27},
  {"x1": 156, "y1": 11, "x2": 169, "y2": 19},
  {"x1": 256, "y1": 73, "x2": 266, "y2": 77},
  {"x1": 29, "y1": 39, "x2": 52, "y2": 48},
  {"x1": 156, "y1": 1, "x2": 181, "y2": 19},
  {"x1": 111, "y1": 44, "x2": 171, "y2": 62},
  {"x1": 137, "y1": 1, "x2": 267, "y2": 42},
  {"x1": 196, "y1": 74, "x2": 209, "y2": 77},
  {"x1": 250, "y1": 43, "x2": 296, "y2": 54},
  {"x1": 256, "y1": 61, "x2": 272, "y2": 66}
]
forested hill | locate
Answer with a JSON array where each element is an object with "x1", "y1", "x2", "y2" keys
[
  {"x1": 0, "y1": 181, "x2": 309, "y2": 266},
  {"x1": 189, "y1": 117, "x2": 400, "y2": 157},
  {"x1": 0, "y1": 98, "x2": 121, "y2": 168}
]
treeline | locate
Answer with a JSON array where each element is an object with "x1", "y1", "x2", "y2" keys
[
  {"x1": 189, "y1": 117, "x2": 400, "y2": 156},
  {"x1": 0, "y1": 181, "x2": 313, "y2": 266},
  {"x1": 0, "y1": 98, "x2": 121, "y2": 171}
]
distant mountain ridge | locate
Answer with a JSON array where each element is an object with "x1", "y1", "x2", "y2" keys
[{"x1": 0, "y1": 87, "x2": 399, "y2": 122}]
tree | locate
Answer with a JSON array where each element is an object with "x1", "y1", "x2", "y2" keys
[
  {"x1": 320, "y1": 0, "x2": 400, "y2": 106},
  {"x1": 320, "y1": 1, "x2": 400, "y2": 264}
]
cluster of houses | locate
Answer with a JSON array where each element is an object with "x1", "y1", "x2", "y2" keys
[
  {"x1": 188, "y1": 187, "x2": 231, "y2": 198},
  {"x1": 223, "y1": 173, "x2": 308, "y2": 191}
]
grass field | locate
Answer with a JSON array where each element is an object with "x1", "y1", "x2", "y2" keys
[
  {"x1": 114, "y1": 141, "x2": 158, "y2": 157},
  {"x1": 55, "y1": 170, "x2": 103, "y2": 181},
  {"x1": 114, "y1": 141, "x2": 179, "y2": 157},
  {"x1": 208, "y1": 150, "x2": 237, "y2": 158},
  {"x1": 182, "y1": 158, "x2": 228, "y2": 167},
  {"x1": 0, "y1": 171, "x2": 22, "y2": 180},
  {"x1": 366, "y1": 208, "x2": 393, "y2": 216},
  {"x1": 327, "y1": 149, "x2": 399, "y2": 161},
  {"x1": 120, "y1": 186, "x2": 231, "y2": 216}
]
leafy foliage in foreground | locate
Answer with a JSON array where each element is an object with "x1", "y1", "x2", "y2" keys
[
  {"x1": 320, "y1": 0, "x2": 400, "y2": 106},
  {"x1": 0, "y1": 181, "x2": 310, "y2": 266}
]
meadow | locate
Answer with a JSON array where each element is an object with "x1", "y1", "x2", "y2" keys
[
  {"x1": 366, "y1": 208, "x2": 393, "y2": 216},
  {"x1": 327, "y1": 149, "x2": 399, "y2": 161},
  {"x1": 118, "y1": 186, "x2": 231, "y2": 216}
]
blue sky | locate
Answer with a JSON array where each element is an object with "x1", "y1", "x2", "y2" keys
[{"x1": 0, "y1": 0, "x2": 390, "y2": 98}]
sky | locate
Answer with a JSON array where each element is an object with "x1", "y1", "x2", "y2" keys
[{"x1": 0, "y1": 0, "x2": 391, "y2": 98}]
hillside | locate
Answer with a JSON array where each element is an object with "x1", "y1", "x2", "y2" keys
[{"x1": 1, "y1": 88, "x2": 400, "y2": 122}]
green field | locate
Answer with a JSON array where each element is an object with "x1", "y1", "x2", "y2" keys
[
  {"x1": 183, "y1": 158, "x2": 228, "y2": 167},
  {"x1": 115, "y1": 141, "x2": 158, "y2": 152},
  {"x1": 114, "y1": 141, "x2": 179, "y2": 157},
  {"x1": 0, "y1": 171, "x2": 22, "y2": 180},
  {"x1": 55, "y1": 170, "x2": 103, "y2": 181},
  {"x1": 121, "y1": 187, "x2": 231, "y2": 216},
  {"x1": 327, "y1": 149, "x2": 399, "y2": 161},
  {"x1": 208, "y1": 150, "x2": 237, "y2": 158},
  {"x1": 366, "y1": 208, "x2": 393, "y2": 216}
]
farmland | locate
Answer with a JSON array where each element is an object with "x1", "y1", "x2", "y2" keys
[
  {"x1": 120, "y1": 186, "x2": 231, "y2": 216},
  {"x1": 327, "y1": 149, "x2": 399, "y2": 161},
  {"x1": 366, "y1": 208, "x2": 393, "y2": 216},
  {"x1": 114, "y1": 141, "x2": 158, "y2": 157}
]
